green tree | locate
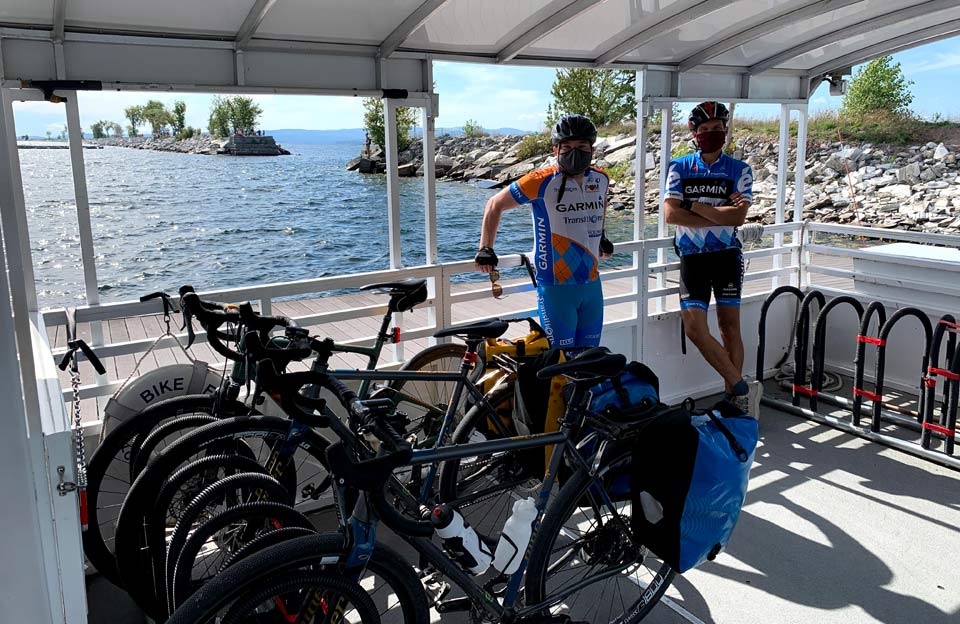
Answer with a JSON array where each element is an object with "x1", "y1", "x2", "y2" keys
[
  {"x1": 90, "y1": 120, "x2": 107, "y2": 139},
  {"x1": 45, "y1": 130, "x2": 52, "y2": 140},
  {"x1": 141, "y1": 100, "x2": 174, "y2": 137},
  {"x1": 463, "y1": 119, "x2": 485, "y2": 138},
  {"x1": 207, "y1": 96, "x2": 264, "y2": 137},
  {"x1": 842, "y1": 56, "x2": 913, "y2": 117},
  {"x1": 124, "y1": 105, "x2": 144, "y2": 137},
  {"x1": 546, "y1": 68, "x2": 636, "y2": 128},
  {"x1": 362, "y1": 98, "x2": 418, "y2": 153},
  {"x1": 171, "y1": 100, "x2": 187, "y2": 136},
  {"x1": 109, "y1": 122, "x2": 124, "y2": 137}
]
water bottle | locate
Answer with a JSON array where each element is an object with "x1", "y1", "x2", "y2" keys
[
  {"x1": 492, "y1": 497, "x2": 537, "y2": 574},
  {"x1": 431, "y1": 505, "x2": 492, "y2": 575}
]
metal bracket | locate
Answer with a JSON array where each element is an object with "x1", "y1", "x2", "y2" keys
[{"x1": 56, "y1": 466, "x2": 77, "y2": 496}]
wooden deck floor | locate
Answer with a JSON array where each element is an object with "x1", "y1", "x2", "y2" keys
[{"x1": 48, "y1": 253, "x2": 853, "y2": 424}]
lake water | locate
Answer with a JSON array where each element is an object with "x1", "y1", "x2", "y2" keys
[{"x1": 19, "y1": 143, "x2": 652, "y2": 309}]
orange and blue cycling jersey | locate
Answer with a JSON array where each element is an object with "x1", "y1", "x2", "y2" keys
[{"x1": 508, "y1": 165, "x2": 609, "y2": 287}]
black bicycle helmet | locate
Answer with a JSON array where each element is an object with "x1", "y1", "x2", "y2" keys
[
  {"x1": 688, "y1": 101, "x2": 730, "y2": 131},
  {"x1": 551, "y1": 114, "x2": 597, "y2": 146}
]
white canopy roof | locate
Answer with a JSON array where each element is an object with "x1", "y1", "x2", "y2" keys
[{"x1": 0, "y1": 0, "x2": 957, "y2": 101}]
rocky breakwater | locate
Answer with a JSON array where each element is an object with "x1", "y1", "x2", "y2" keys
[
  {"x1": 93, "y1": 135, "x2": 290, "y2": 156},
  {"x1": 349, "y1": 132, "x2": 960, "y2": 233}
]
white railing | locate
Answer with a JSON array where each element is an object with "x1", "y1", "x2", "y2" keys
[
  {"x1": 43, "y1": 224, "x2": 811, "y2": 403},
  {"x1": 54, "y1": 221, "x2": 959, "y2": 404}
]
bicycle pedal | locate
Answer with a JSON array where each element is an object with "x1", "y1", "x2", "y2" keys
[{"x1": 435, "y1": 596, "x2": 471, "y2": 613}]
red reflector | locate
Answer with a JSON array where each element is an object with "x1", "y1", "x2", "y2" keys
[
  {"x1": 792, "y1": 384, "x2": 818, "y2": 397},
  {"x1": 924, "y1": 377, "x2": 937, "y2": 388},
  {"x1": 853, "y1": 387, "x2": 882, "y2": 402},
  {"x1": 392, "y1": 327, "x2": 401, "y2": 344},
  {"x1": 463, "y1": 351, "x2": 478, "y2": 364},
  {"x1": 79, "y1": 489, "x2": 88, "y2": 531},
  {"x1": 928, "y1": 367, "x2": 960, "y2": 381},
  {"x1": 856, "y1": 335, "x2": 886, "y2": 346},
  {"x1": 922, "y1": 421, "x2": 956, "y2": 437}
]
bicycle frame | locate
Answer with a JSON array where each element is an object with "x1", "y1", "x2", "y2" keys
[{"x1": 332, "y1": 383, "x2": 644, "y2": 623}]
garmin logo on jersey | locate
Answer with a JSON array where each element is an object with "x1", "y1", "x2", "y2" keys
[
  {"x1": 683, "y1": 183, "x2": 728, "y2": 195},
  {"x1": 537, "y1": 216, "x2": 549, "y2": 270},
  {"x1": 555, "y1": 200, "x2": 602, "y2": 213}
]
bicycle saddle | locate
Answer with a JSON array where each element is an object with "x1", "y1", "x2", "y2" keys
[
  {"x1": 360, "y1": 278, "x2": 427, "y2": 312},
  {"x1": 434, "y1": 320, "x2": 509, "y2": 340},
  {"x1": 537, "y1": 347, "x2": 626, "y2": 380}
]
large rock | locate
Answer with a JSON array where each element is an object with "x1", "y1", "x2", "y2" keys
[
  {"x1": 897, "y1": 162, "x2": 921, "y2": 185},
  {"x1": 474, "y1": 151, "x2": 504, "y2": 168},
  {"x1": 604, "y1": 145, "x2": 635, "y2": 165},
  {"x1": 397, "y1": 162, "x2": 418, "y2": 177},
  {"x1": 882, "y1": 184, "x2": 913, "y2": 199},
  {"x1": 934, "y1": 143, "x2": 950, "y2": 160}
]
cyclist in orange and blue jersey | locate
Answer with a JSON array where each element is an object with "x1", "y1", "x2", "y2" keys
[{"x1": 475, "y1": 115, "x2": 613, "y2": 351}]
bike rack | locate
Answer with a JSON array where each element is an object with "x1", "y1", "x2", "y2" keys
[
  {"x1": 791, "y1": 290, "x2": 826, "y2": 407},
  {"x1": 755, "y1": 285, "x2": 804, "y2": 382},
  {"x1": 852, "y1": 302, "x2": 887, "y2": 427},
  {"x1": 808, "y1": 296, "x2": 864, "y2": 412},
  {"x1": 869, "y1": 308, "x2": 933, "y2": 434},
  {"x1": 922, "y1": 316, "x2": 960, "y2": 455}
]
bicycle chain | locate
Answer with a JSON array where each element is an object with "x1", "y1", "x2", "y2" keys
[{"x1": 70, "y1": 369, "x2": 87, "y2": 489}]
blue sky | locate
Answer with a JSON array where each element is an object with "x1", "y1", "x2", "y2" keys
[{"x1": 12, "y1": 37, "x2": 960, "y2": 137}]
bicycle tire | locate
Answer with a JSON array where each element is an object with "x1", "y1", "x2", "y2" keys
[
  {"x1": 129, "y1": 413, "x2": 219, "y2": 479},
  {"x1": 217, "y1": 526, "x2": 316, "y2": 574},
  {"x1": 170, "y1": 501, "x2": 314, "y2": 612},
  {"x1": 166, "y1": 532, "x2": 428, "y2": 624},
  {"x1": 173, "y1": 570, "x2": 380, "y2": 624},
  {"x1": 83, "y1": 393, "x2": 247, "y2": 585},
  {"x1": 164, "y1": 472, "x2": 291, "y2": 609},
  {"x1": 146, "y1": 454, "x2": 270, "y2": 613},
  {"x1": 524, "y1": 449, "x2": 676, "y2": 624},
  {"x1": 114, "y1": 416, "x2": 330, "y2": 617}
]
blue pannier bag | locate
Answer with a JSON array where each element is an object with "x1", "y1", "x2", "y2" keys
[{"x1": 629, "y1": 399, "x2": 757, "y2": 573}]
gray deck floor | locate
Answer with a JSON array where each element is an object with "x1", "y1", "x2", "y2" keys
[{"x1": 86, "y1": 382, "x2": 960, "y2": 623}]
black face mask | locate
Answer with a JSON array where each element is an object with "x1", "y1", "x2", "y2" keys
[{"x1": 558, "y1": 148, "x2": 592, "y2": 175}]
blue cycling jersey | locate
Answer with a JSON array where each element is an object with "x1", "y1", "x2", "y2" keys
[{"x1": 664, "y1": 151, "x2": 753, "y2": 256}]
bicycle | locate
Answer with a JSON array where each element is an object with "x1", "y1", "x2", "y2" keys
[{"x1": 169, "y1": 345, "x2": 676, "y2": 623}]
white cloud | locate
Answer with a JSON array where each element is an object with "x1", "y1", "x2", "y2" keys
[{"x1": 903, "y1": 52, "x2": 960, "y2": 74}]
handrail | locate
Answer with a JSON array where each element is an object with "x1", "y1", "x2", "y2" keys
[
  {"x1": 871, "y1": 308, "x2": 933, "y2": 433},
  {"x1": 805, "y1": 222, "x2": 960, "y2": 246}
]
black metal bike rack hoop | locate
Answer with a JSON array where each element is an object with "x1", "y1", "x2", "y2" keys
[
  {"x1": 755, "y1": 285, "x2": 804, "y2": 383},
  {"x1": 922, "y1": 316, "x2": 960, "y2": 454},
  {"x1": 868, "y1": 308, "x2": 933, "y2": 434},
  {"x1": 851, "y1": 301, "x2": 887, "y2": 427},
  {"x1": 791, "y1": 290, "x2": 826, "y2": 407},
  {"x1": 809, "y1": 296, "x2": 865, "y2": 412}
]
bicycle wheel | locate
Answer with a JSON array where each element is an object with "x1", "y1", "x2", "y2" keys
[
  {"x1": 129, "y1": 413, "x2": 218, "y2": 479},
  {"x1": 146, "y1": 454, "x2": 270, "y2": 612},
  {"x1": 114, "y1": 416, "x2": 330, "y2": 617},
  {"x1": 217, "y1": 526, "x2": 316, "y2": 574},
  {"x1": 171, "y1": 570, "x2": 380, "y2": 624},
  {"x1": 524, "y1": 450, "x2": 675, "y2": 624},
  {"x1": 387, "y1": 342, "x2": 470, "y2": 443},
  {"x1": 437, "y1": 383, "x2": 539, "y2": 538},
  {"x1": 170, "y1": 501, "x2": 314, "y2": 611},
  {"x1": 83, "y1": 394, "x2": 247, "y2": 585},
  {"x1": 167, "y1": 533, "x2": 428, "y2": 624},
  {"x1": 164, "y1": 472, "x2": 291, "y2": 605}
]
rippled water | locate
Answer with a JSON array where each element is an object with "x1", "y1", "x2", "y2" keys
[{"x1": 20, "y1": 143, "x2": 646, "y2": 309}]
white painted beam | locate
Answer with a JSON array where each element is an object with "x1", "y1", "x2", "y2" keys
[
  {"x1": 497, "y1": 0, "x2": 605, "y2": 63},
  {"x1": 678, "y1": 0, "x2": 864, "y2": 73},
  {"x1": 594, "y1": 0, "x2": 739, "y2": 66},
  {"x1": 806, "y1": 18, "x2": 960, "y2": 78},
  {"x1": 51, "y1": 0, "x2": 66, "y2": 42},
  {"x1": 235, "y1": 0, "x2": 278, "y2": 49},
  {"x1": 749, "y1": 0, "x2": 959, "y2": 74},
  {"x1": 379, "y1": 0, "x2": 450, "y2": 58}
]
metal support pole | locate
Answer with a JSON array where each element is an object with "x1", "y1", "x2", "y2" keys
[
  {"x1": 656, "y1": 102, "x2": 672, "y2": 314},
  {"x1": 421, "y1": 59, "x2": 445, "y2": 344},
  {"x1": 793, "y1": 104, "x2": 808, "y2": 287},
  {"x1": 384, "y1": 97, "x2": 403, "y2": 360},
  {"x1": 773, "y1": 104, "x2": 790, "y2": 288},
  {"x1": 633, "y1": 70, "x2": 649, "y2": 360},
  {"x1": 65, "y1": 92, "x2": 105, "y2": 351},
  {"x1": 384, "y1": 97, "x2": 403, "y2": 270}
]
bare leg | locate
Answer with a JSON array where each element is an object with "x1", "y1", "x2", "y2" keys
[
  {"x1": 681, "y1": 308, "x2": 743, "y2": 390},
  {"x1": 716, "y1": 305, "x2": 744, "y2": 392}
]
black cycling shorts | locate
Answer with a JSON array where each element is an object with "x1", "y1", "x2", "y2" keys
[{"x1": 679, "y1": 248, "x2": 744, "y2": 311}]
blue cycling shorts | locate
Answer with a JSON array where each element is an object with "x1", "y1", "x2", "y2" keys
[{"x1": 537, "y1": 281, "x2": 604, "y2": 351}]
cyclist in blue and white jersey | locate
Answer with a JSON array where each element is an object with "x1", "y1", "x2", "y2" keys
[
  {"x1": 664, "y1": 101, "x2": 759, "y2": 414},
  {"x1": 474, "y1": 115, "x2": 613, "y2": 351}
]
